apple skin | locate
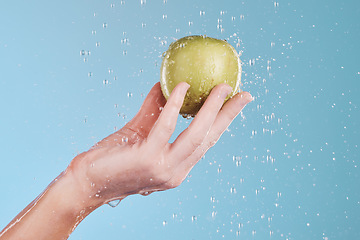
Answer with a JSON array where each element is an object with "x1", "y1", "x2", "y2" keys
[{"x1": 160, "y1": 35, "x2": 241, "y2": 117}]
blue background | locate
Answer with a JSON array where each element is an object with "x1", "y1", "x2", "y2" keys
[{"x1": 1, "y1": 0, "x2": 359, "y2": 239}]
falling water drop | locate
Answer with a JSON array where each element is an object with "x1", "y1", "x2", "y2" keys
[
  {"x1": 108, "y1": 199, "x2": 121, "y2": 208},
  {"x1": 249, "y1": 59, "x2": 255, "y2": 66}
]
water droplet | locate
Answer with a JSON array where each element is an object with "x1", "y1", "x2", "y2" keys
[
  {"x1": 200, "y1": 10, "x2": 205, "y2": 16},
  {"x1": 127, "y1": 92, "x2": 133, "y2": 98},
  {"x1": 122, "y1": 137, "x2": 128, "y2": 143},
  {"x1": 103, "y1": 23, "x2": 108, "y2": 28},
  {"x1": 211, "y1": 211, "x2": 217, "y2": 218},
  {"x1": 140, "y1": 0, "x2": 146, "y2": 5},
  {"x1": 191, "y1": 216, "x2": 197, "y2": 222},
  {"x1": 110, "y1": 3, "x2": 115, "y2": 8},
  {"x1": 121, "y1": 38, "x2": 129, "y2": 44},
  {"x1": 230, "y1": 187, "x2": 237, "y2": 194},
  {"x1": 88, "y1": 72, "x2": 93, "y2": 77},
  {"x1": 162, "y1": 14, "x2": 167, "y2": 19},
  {"x1": 108, "y1": 199, "x2": 121, "y2": 208},
  {"x1": 249, "y1": 59, "x2": 255, "y2": 66},
  {"x1": 103, "y1": 79, "x2": 109, "y2": 85},
  {"x1": 188, "y1": 21, "x2": 193, "y2": 26},
  {"x1": 267, "y1": 60, "x2": 271, "y2": 71},
  {"x1": 96, "y1": 42, "x2": 100, "y2": 47}
]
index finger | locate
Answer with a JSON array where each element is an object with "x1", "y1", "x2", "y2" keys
[{"x1": 146, "y1": 82, "x2": 190, "y2": 149}]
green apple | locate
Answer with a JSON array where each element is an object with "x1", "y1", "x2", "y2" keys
[{"x1": 160, "y1": 35, "x2": 241, "y2": 117}]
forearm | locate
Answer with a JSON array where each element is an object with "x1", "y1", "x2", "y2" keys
[{"x1": 0, "y1": 170, "x2": 100, "y2": 240}]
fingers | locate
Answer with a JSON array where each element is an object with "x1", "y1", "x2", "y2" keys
[
  {"x1": 169, "y1": 84, "x2": 233, "y2": 162},
  {"x1": 122, "y1": 82, "x2": 167, "y2": 140},
  {"x1": 176, "y1": 91, "x2": 253, "y2": 173},
  {"x1": 96, "y1": 83, "x2": 166, "y2": 146},
  {"x1": 207, "y1": 91, "x2": 253, "y2": 143},
  {"x1": 147, "y1": 82, "x2": 190, "y2": 149}
]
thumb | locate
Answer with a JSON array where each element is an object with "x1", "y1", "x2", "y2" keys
[{"x1": 122, "y1": 82, "x2": 167, "y2": 141}]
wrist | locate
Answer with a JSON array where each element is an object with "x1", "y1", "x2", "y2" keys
[{"x1": 66, "y1": 150, "x2": 130, "y2": 208}]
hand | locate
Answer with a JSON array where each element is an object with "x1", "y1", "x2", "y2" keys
[
  {"x1": 67, "y1": 82, "x2": 253, "y2": 206},
  {"x1": 0, "y1": 82, "x2": 252, "y2": 240}
]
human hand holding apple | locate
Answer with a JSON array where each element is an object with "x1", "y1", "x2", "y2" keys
[{"x1": 160, "y1": 35, "x2": 242, "y2": 117}]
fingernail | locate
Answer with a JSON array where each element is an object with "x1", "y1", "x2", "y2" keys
[
  {"x1": 221, "y1": 85, "x2": 233, "y2": 99},
  {"x1": 179, "y1": 82, "x2": 190, "y2": 95},
  {"x1": 241, "y1": 92, "x2": 254, "y2": 104}
]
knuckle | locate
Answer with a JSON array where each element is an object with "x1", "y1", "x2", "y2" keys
[
  {"x1": 189, "y1": 136, "x2": 204, "y2": 149},
  {"x1": 159, "y1": 119, "x2": 175, "y2": 137}
]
